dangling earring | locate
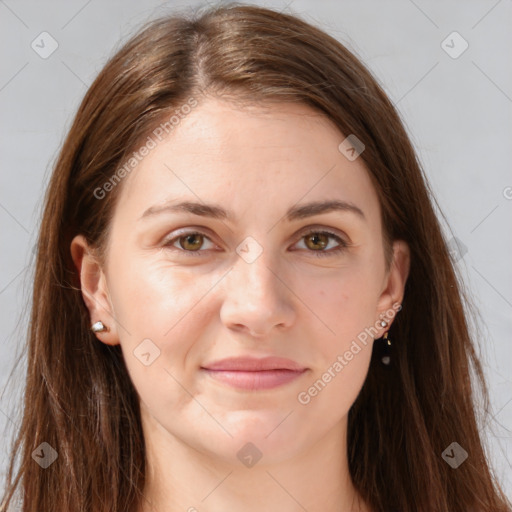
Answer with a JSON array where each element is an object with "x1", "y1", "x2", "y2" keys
[
  {"x1": 91, "y1": 321, "x2": 109, "y2": 333},
  {"x1": 381, "y1": 331, "x2": 391, "y2": 365},
  {"x1": 378, "y1": 318, "x2": 391, "y2": 365}
]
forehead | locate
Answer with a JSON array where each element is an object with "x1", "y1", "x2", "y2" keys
[{"x1": 114, "y1": 97, "x2": 382, "y2": 231}]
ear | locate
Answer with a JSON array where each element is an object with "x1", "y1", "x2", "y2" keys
[
  {"x1": 70, "y1": 234, "x2": 119, "y2": 346},
  {"x1": 375, "y1": 239, "x2": 410, "y2": 334}
]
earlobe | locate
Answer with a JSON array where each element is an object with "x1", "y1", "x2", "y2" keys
[{"x1": 70, "y1": 234, "x2": 119, "y2": 346}]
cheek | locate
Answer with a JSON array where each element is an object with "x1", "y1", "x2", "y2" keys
[
  {"x1": 109, "y1": 254, "x2": 213, "y2": 337},
  {"x1": 296, "y1": 275, "x2": 375, "y2": 415},
  {"x1": 294, "y1": 299, "x2": 373, "y2": 433},
  {"x1": 107, "y1": 256, "x2": 220, "y2": 384},
  {"x1": 304, "y1": 264, "x2": 381, "y2": 340},
  {"x1": 296, "y1": 266, "x2": 378, "y2": 403},
  {"x1": 108, "y1": 261, "x2": 217, "y2": 414}
]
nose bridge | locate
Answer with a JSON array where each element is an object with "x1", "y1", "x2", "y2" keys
[
  {"x1": 220, "y1": 235, "x2": 293, "y2": 335},
  {"x1": 233, "y1": 237, "x2": 282, "y2": 303}
]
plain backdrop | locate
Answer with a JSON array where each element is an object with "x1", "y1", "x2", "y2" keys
[{"x1": 1, "y1": 0, "x2": 511, "y2": 500}]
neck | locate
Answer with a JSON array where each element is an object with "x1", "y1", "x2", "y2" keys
[{"x1": 137, "y1": 405, "x2": 370, "y2": 512}]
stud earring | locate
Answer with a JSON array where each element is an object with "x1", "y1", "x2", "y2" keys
[{"x1": 91, "y1": 321, "x2": 109, "y2": 333}]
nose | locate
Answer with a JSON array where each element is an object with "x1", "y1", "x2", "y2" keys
[{"x1": 219, "y1": 248, "x2": 295, "y2": 338}]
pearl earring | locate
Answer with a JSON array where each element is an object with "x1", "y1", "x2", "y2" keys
[{"x1": 91, "y1": 321, "x2": 109, "y2": 333}]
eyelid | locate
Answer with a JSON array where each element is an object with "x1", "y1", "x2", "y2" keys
[{"x1": 295, "y1": 224, "x2": 349, "y2": 242}]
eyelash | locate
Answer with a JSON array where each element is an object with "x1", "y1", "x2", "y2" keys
[{"x1": 162, "y1": 229, "x2": 349, "y2": 258}]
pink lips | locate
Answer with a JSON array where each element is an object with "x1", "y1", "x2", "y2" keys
[{"x1": 200, "y1": 356, "x2": 308, "y2": 390}]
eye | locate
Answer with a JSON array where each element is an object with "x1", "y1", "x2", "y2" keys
[
  {"x1": 162, "y1": 228, "x2": 349, "y2": 258},
  {"x1": 293, "y1": 229, "x2": 349, "y2": 257},
  {"x1": 163, "y1": 231, "x2": 216, "y2": 257}
]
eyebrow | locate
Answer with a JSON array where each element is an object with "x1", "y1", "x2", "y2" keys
[{"x1": 139, "y1": 199, "x2": 366, "y2": 223}]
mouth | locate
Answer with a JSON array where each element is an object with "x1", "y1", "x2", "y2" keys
[{"x1": 200, "y1": 356, "x2": 309, "y2": 391}]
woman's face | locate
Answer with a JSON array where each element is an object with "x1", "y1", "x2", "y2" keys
[{"x1": 73, "y1": 97, "x2": 409, "y2": 466}]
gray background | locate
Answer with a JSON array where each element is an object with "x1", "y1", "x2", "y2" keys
[{"x1": 1, "y1": 0, "x2": 511, "y2": 499}]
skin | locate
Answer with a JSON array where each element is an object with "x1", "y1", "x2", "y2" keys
[{"x1": 71, "y1": 97, "x2": 410, "y2": 512}]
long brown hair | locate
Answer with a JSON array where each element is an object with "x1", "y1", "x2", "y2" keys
[{"x1": 1, "y1": 3, "x2": 510, "y2": 511}]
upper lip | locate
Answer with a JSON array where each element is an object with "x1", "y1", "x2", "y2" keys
[{"x1": 201, "y1": 356, "x2": 307, "y2": 372}]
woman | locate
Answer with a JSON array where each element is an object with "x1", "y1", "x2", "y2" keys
[{"x1": 1, "y1": 3, "x2": 510, "y2": 511}]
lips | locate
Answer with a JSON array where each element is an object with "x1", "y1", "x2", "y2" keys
[
  {"x1": 200, "y1": 356, "x2": 308, "y2": 391},
  {"x1": 201, "y1": 356, "x2": 307, "y2": 372}
]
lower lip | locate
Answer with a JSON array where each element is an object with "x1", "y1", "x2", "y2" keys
[{"x1": 201, "y1": 369, "x2": 308, "y2": 390}]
